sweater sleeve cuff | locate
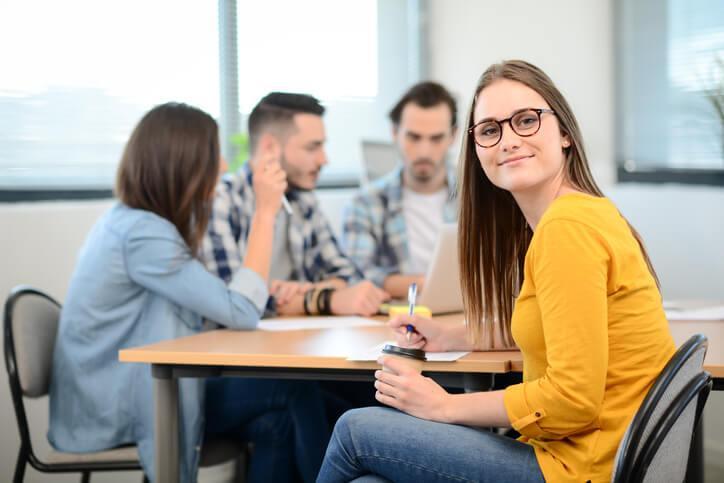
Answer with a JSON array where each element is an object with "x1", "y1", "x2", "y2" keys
[
  {"x1": 504, "y1": 383, "x2": 547, "y2": 439},
  {"x1": 228, "y1": 267, "x2": 269, "y2": 314}
]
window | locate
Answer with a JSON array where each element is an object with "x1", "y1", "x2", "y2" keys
[
  {"x1": 616, "y1": 0, "x2": 724, "y2": 185},
  {"x1": 231, "y1": 0, "x2": 421, "y2": 186},
  {"x1": 0, "y1": 0, "x2": 421, "y2": 198},
  {"x1": 0, "y1": 0, "x2": 219, "y2": 194}
]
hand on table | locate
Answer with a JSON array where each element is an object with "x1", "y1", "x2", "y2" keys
[{"x1": 271, "y1": 280, "x2": 314, "y2": 306}]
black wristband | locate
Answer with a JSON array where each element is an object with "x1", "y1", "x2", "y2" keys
[
  {"x1": 325, "y1": 288, "x2": 335, "y2": 315},
  {"x1": 321, "y1": 288, "x2": 334, "y2": 315},
  {"x1": 318, "y1": 287, "x2": 335, "y2": 315}
]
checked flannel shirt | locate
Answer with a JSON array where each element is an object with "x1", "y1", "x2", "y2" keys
[
  {"x1": 202, "y1": 163, "x2": 362, "y2": 315},
  {"x1": 341, "y1": 164, "x2": 458, "y2": 287}
]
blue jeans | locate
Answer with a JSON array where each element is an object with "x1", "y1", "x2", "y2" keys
[
  {"x1": 205, "y1": 378, "x2": 329, "y2": 483},
  {"x1": 317, "y1": 407, "x2": 545, "y2": 483}
]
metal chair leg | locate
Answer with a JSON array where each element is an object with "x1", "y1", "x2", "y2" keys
[{"x1": 13, "y1": 448, "x2": 27, "y2": 483}]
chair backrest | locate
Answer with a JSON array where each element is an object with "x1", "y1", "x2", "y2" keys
[
  {"x1": 4, "y1": 285, "x2": 62, "y2": 453},
  {"x1": 611, "y1": 334, "x2": 709, "y2": 483},
  {"x1": 360, "y1": 140, "x2": 398, "y2": 184},
  {"x1": 633, "y1": 371, "x2": 712, "y2": 482}
]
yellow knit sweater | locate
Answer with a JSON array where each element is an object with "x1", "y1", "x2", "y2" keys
[{"x1": 503, "y1": 192, "x2": 675, "y2": 482}]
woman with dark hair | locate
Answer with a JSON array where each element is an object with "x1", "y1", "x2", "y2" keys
[
  {"x1": 317, "y1": 61, "x2": 676, "y2": 482},
  {"x1": 49, "y1": 102, "x2": 329, "y2": 483}
]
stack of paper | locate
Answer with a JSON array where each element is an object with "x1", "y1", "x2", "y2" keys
[
  {"x1": 258, "y1": 316, "x2": 383, "y2": 331},
  {"x1": 664, "y1": 302, "x2": 724, "y2": 321}
]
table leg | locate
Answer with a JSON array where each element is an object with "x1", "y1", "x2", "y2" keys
[
  {"x1": 685, "y1": 418, "x2": 704, "y2": 483},
  {"x1": 152, "y1": 364, "x2": 179, "y2": 483},
  {"x1": 463, "y1": 373, "x2": 494, "y2": 392}
]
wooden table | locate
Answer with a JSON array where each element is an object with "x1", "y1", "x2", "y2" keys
[
  {"x1": 119, "y1": 314, "x2": 515, "y2": 483},
  {"x1": 120, "y1": 314, "x2": 723, "y2": 483}
]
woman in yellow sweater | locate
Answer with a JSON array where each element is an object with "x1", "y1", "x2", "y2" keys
[{"x1": 317, "y1": 60, "x2": 676, "y2": 483}]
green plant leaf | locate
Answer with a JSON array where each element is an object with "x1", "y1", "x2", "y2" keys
[{"x1": 229, "y1": 132, "x2": 249, "y2": 173}]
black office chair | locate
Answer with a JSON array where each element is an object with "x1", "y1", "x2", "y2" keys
[
  {"x1": 4, "y1": 285, "x2": 147, "y2": 482},
  {"x1": 4, "y1": 285, "x2": 247, "y2": 483},
  {"x1": 611, "y1": 333, "x2": 712, "y2": 483}
]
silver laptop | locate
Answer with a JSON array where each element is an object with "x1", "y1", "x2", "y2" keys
[
  {"x1": 417, "y1": 223, "x2": 464, "y2": 314},
  {"x1": 382, "y1": 223, "x2": 464, "y2": 315}
]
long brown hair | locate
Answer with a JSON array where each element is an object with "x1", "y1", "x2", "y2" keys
[
  {"x1": 458, "y1": 60, "x2": 658, "y2": 348},
  {"x1": 115, "y1": 102, "x2": 219, "y2": 255}
]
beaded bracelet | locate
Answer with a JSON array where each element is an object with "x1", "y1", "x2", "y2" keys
[
  {"x1": 315, "y1": 287, "x2": 326, "y2": 315},
  {"x1": 303, "y1": 288, "x2": 316, "y2": 315},
  {"x1": 310, "y1": 287, "x2": 322, "y2": 315}
]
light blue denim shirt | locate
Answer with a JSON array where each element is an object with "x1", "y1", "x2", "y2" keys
[{"x1": 48, "y1": 203, "x2": 268, "y2": 483}]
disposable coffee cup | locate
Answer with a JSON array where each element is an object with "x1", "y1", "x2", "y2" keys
[{"x1": 381, "y1": 344, "x2": 426, "y2": 374}]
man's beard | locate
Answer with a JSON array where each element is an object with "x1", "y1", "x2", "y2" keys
[
  {"x1": 280, "y1": 153, "x2": 319, "y2": 192},
  {"x1": 409, "y1": 158, "x2": 440, "y2": 183}
]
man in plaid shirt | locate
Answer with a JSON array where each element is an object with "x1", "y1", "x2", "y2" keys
[
  {"x1": 203, "y1": 92, "x2": 389, "y2": 317},
  {"x1": 342, "y1": 82, "x2": 459, "y2": 299}
]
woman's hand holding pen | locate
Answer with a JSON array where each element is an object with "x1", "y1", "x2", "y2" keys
[
  {"x1": 388, "y1": 314, "x2": 451, "y2": 352},
  {"x1": 388, "y1": 314, "x2": 473, "y2": 352},
  {"x1": 374, "y1": 356, "x2": 452, "y2": 422}
]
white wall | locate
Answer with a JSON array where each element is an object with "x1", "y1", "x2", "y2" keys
[
  {"x1": 426, "y1": 1, "x2": 724, "y2": 480},
  {"x1": 609, "y1": 184, "x2": 724, "y2": 300},
  {"x1": 428, "y1": 0, "x2": 616, "y2": 186}
]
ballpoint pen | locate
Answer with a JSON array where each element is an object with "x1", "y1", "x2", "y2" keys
[
  {"x1": 281, "y1": 195, "x2": 293, "y2": 215},
  {"x1": 406, "y1": 282, "x2": 417, "y2": 342}
]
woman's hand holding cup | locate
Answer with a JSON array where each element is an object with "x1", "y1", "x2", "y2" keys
[{"x1": 375, "y1": 351, "x2": 451, "y2": 422}]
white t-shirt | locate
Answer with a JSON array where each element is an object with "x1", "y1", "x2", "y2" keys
[{"x1": 402, "y1": 187, "x2": 448, "y2": 275}]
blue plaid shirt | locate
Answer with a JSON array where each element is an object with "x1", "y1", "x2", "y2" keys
[
  {"x1": 341, "y1": 165, "x2": 458, "y2": 287},
  {"x1": 202, "y1": 164, "x2": 361, "y2": 314}
]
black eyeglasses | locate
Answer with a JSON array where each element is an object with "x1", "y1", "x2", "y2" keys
[{"x1": 468, "y1": 108, "x2": 556, "y2": 148}]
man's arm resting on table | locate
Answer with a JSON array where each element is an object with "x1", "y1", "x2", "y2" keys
[
  {"x1": 276, "y1": 279, "x2": 388, "y2": 317},
  {"x1": 275, "y1": 278, "x2": 348, "y2": 315}
]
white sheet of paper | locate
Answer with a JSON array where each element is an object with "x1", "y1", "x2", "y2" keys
[
  {"x1": 347, "y1": 341, "x2": 469, "y2": 362},
  {"x1": 665, "y1": 305, "x2": 724, "y2": 321},
  {"x1": 258, "y1": 316, "x2": 383, "y2": 331}
]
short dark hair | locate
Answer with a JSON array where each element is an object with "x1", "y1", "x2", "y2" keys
[
  {"x1": 388, "y1": 81, "x2": 457, "y2": 129},
  {"x1": 116, "y1": 102, "x2": 219, "y2": 256},
  {"x1": 248, "y1": 92, "x2": 325, "y2": 154}
]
